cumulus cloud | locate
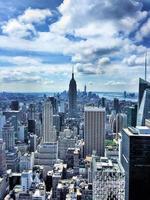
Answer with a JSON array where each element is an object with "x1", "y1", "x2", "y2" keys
[
  {"x1": 2, "y1": 8, "x2": 52, "y2": 38},
  {"x1": 19, "y1": 8, "x2": 52, "y2": 24},
  {"x1": 123, "y1": 54, "x2": 145, "y2": 66},
  {"x1": 135, "y1": 18, "x2": 150, "y2": 41},
  {"x1": 49, "y1": 0, "x2": 148, "y2": 77},
  {"x1": 0, "y1": 56, "x2": 41, "y2": 66},
  {"x1": 51, "y1": 0, "x2": 145, "y2": 38},
  {"x1": 2, "y1": 19, "x2": 36, "y2": 38},
  {"x1": 0, "y1": 63, "x2": 72, "y2": 87},
  {"x1": 105, "y1": 80, "x2": 126, "y2": 86},
  {"x1": 76, "y1": 63, "x2": 105, "y2": 75},
  {"x1": 98, "y1": 57, "x2": 111, "y2": 65}
]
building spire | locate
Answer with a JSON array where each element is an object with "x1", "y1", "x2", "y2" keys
[
  {"x1": 72, "y1": 66, "x2": 74, "y2": 79},
  {"x1": 145, "y1": 51, "x2": 147, "y2": 81}
]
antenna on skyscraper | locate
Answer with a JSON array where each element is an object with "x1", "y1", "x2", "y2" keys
[
  {"x1": 72, "y1": 66, "x2": 74, "y2": 78},
  {"x1": 72, "y1": 66, "x2": 74, "y2": 73},
  {"x1": 145, "y1": 51, "x2": 147, "y2": 81}
]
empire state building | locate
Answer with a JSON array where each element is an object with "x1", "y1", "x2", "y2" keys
[{"x1": 68, "y1": 68, "x2": 77, "y2": 118}]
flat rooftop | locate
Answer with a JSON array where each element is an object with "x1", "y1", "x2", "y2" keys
[
  {"x1": 124, "y1": 126, "x2": 150, "y2": 136},
  {"x1": 84, "y1": 106, "x2": 105, "y2": 112},
  {"x1": 94, "y1": 157, "x2": 124, "y2": 173}
]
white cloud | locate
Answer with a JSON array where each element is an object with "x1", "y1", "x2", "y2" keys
[
  {"x1": 105, "y1": 80, "x2": 126, "y2": 86},
  {"x1": 98, "y1": 57, "x2": 110, "y2": 65},
  {"x1": 19, "y1": 8, "x2": 52, "y2": 24},
  {"x1": 135, "y1": 18, "x2": 150, "y2": 41},
  {"x1": 123, "y1": 54, "x2": 145, "y2": 66},
  {"x1": 2, "y1": 8, "x2": 52, "y2": 38},
  {"x1": 51, "y1": 0, "x2": 145, "y2": 37},
  {"x1": 0, "y1": 63, "x2": 72, "y2": 86},
  {"x1": 0, "y1": 56, "x2": 41, "y2": 66},
  {"x1": 2, "y1": 19, "x2": 36, "y2": 38},
  {"x1": 76, "y1": 63, "x2": 105, "y2": 75}
]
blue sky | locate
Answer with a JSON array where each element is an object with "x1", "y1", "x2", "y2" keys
[{"x1": 0, "y1": 0, "x2": 150, "y2": 92}]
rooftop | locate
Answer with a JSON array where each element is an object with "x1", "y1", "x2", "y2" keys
[
  {"x1": 124, "y1": 126, "x2": 150, "y2": 136},
  {"x1": 84, "y1": 106, "x2": 105, "y2": 112},
  {"x1": 94, "y1": 157, "x2": 124, "y2": 173}
]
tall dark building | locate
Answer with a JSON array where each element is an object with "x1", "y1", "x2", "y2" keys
[
  {"x1": 137, "y1": 89, "x2": 150, "y2": 125},
  {"x1": 101, "y1": 97, "x2": 106, "y2": 107},
  {"x1": 121, "y1": 127, "x2": 150, "y2": 200},
  {"x1": 49, "y1": 97, "x2": 58, "y2": 114},
  {"x1": 138, "y1": 78, "x2": 150, "y2": 108},
  {"x1": 68, "y1": 69, "x2": 77, "y2": 118},
  {"x1": 127, "y1": 104, "x2": 137, "y2": 127},
  {"x1": 10, "y1": 100, "x2": 19, "y2": 111},
  {"x1": 113, "y1": 98, "x2": 120, "y2": 113},
  {"x1": 28, "y1": 103, "x2": 36, "y2": 120},
  {"x1": 28, "y1": 119, "x2": 36, "y2": 133}
]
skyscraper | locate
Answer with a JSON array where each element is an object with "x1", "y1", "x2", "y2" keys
[
  {"x1": 121, "y1": 126, "x2": 150, "y2": 200},
  {"x1": 101, "y1": 97, "x2": 106, "y2": 108},
  {"x1": 0, "y1": 139, "x2": 7, "y2": 176},
  {"x1": 10, "y1": 100, "x2": 19, "y2": 111},
  {"x1": 127, "y1": 105, "x2": 137, "y2": 127},
  {"x1": 137, "y1": 89, "x2": 150, "y2": 125},
  {"x1": 21, "y1": 170, "x2": 33, "y2": 192},
  {"x1": 84, "y1": 107, "x2": 105, "y2": 157},
  {"x1": 68, "y1": 68, "x2": 77, "y2": 118},
  {"x1": 116, "y1": 113, "x2": 127, "y2": 138},
  {"x1": 138, "y1": 78, "x2": 150, "y2": 108},
  {"x1": 2, "y1": 121, "x2": 15, "y2": 151},
  {"x1": 0, "y1": 112, "x2": 6, "y2": 138},
  {"x1": 28, "y1": 103, "x2": 36, "y2": 120},
  {"x1": 43, "y1": 99, "x2": 56, "y2": 143},
  {"x1": 113, "y1": 98, "x2": 120, "y2": 113},
  {"x1": 84, "y1": 84, "x2": 87, "y2": 94},
  {"x1": 49, "y1": 97, "x2": 58, "y2": 114},
  {"x1": 34, "y1": 99, "x2": 58, "y2": 177}
]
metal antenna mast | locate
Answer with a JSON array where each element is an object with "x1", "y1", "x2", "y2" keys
[{"x1": 145, "y1": 51, "x2": 147, "y2": 81}]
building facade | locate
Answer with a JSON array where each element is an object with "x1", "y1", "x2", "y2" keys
[
  {"x1": 121, "y1": 126, "x2": 150, "y2": 200},
  {"x1": 92, "y1": 156, "x2": 125, "y2": 200},
  {"x1": 84, "y1": 107, "x2": 105, "y2": 157}
]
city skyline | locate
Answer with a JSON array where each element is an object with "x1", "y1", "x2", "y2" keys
[{"x1": 0, "y1": 0, "x2": 150, "y2": 92}]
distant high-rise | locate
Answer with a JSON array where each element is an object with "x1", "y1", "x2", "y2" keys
[
  {"x1": 49, "y1": 97, "x2": 58, "y2": 114},
  {"x1": 138, "y1": 78, "x2": 150, "y2": 108},
  {"x1": 84, "y1": 84, "x2": 87, "y2": 94},
  {"x1": 34, "y1": 99, "x2": 58, "y2": 177},
  {"x1": 10, "y1": 100, "x2": 19, "y2": 111},
  {"x1": 0, "y1": 112, "x2": 6, "y2": 138},
  {"x1": 116, "y1": 113, "x2": 127, "y2": 137},
  {"x1": 113, "y1": 98, "x2": 120, "y2": 113},
  {"x1": 43, "y1": 99, "x2": 56, "y2": 143},
  {"x1": 28, "y1": 120, "x2": 36, "y2": 134},
  {"x1": 0, "y1": 139, "x2": 7, "y2": 176},
  {"x1": 68, "y1": 68, "x2": 77, "y2": 118},
  {"x1": 84, "y1": 107, "x2": 105, "y2": 157},
  {"x1": 121, "y1": 126, "x2": 150, "y2": 200},
  {"x1": 137, "y1": 89, "x2": 150, "y2": 125},
  {"x1": 127, "y1": 105, "x2": 137, "y2": 127},
  {"x1": 101, "y1": 97, "x2": 106, "y2": 108},
  {"x1": 28, "y1": 103, "x2": 36, "y2": 120},
  {"x1": 2, "y1": 121, "x2": 15, "y2": 151},
  {"x1": 21, "y1": 170, "x2": 32, "y2": 192}
]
